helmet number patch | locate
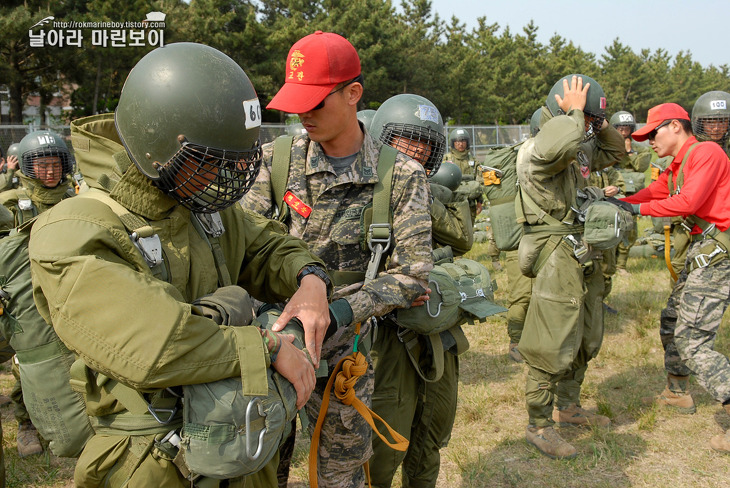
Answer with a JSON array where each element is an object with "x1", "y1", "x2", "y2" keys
[
  {"x1": 710, "y1": 100, "x2": 727, "y2": 110},
  {"x1": 417, "y1": 105, "x2": 439, "y2": 124},
  {"x1": 243, "y1": 99, "x2": 262, "y2": 129},
  {"x1": 618, "y1": 114, "x2": 633, "y2": 122},
  {"x1": 37, "y1": 134, "x2": 56, "y2": 145}
]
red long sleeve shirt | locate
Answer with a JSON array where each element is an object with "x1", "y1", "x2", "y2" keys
[{"x1": 622, "y1": 137, "x2": 730, "y2": 233}]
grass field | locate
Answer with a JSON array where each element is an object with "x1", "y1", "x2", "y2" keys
[{"x1": 2, "y1": 224, "x2": 730, "y2": 487}]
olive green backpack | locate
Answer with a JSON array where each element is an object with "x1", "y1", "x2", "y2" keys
[{"x1": 481, "y1": 142, "x2": 524, "y2": 251}]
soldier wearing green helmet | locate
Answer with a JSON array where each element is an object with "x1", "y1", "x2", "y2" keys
[
  {"x1": 517, "y1": 74, "x2": 624, "y2": 459},
  {"x1": 0, "y1": 143, "x2": 20, "y2": 192},
  {"x1": 609, "y1": 111, "x2": 652, "y2": 274},
  {"x1": 692, "y1": 90, "x2": 730, "y2": 156},
  {"x1": 29, "y1": 42, "x2": 329, "y2": 487},
  {"x1": 356, "y1": 109, "x2": 377, "y2": 132},
  {"x1": 444, "y1": 128, "x2": 474, "y2": 177},
  {"x1": 369, "y1": 93, "x2": 471, "y2": 488}
]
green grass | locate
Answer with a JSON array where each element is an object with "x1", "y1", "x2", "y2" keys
[{"x1": 5, "y1": 215, "x2": 730, "y2": 486}]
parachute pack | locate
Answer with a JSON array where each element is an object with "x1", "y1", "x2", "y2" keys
[{"x1": 481, "y1": 142, "x2": 524, "y2": 251}]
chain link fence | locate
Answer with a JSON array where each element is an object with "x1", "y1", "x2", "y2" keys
[{"x1": 1, "y1": 123, "x2": 529, "y2": 160}]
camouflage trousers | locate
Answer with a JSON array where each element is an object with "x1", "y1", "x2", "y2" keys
[
  {"x1": 519, "y1": 243, "x2": 605, "y2": 427},
  {"x1": 370, "y1": 321, "x2": 458, "y2": 488},
  {"x1": 659, "y1": 263, "x2": 693, "y2": 377},
  {"x1": 302, "y1": 320, "x2": 373, "y2": 488},
  {"x1": 674, "y1": 242, "x2": 730, "y2": 403},
  {"x1": 505, "y1": 249, "x2": 532, "y2": 344}
]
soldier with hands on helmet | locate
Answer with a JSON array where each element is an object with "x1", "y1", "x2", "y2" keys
[
  {"x1": 619, "y1": 103, "x2": 730, "y2": 453},
  {"x1": 241, "y1": 32, "x2": 432, "y2": 488},
  {"x1": 516, "y1": 74, "x2": 624, "y2": 459},
  {"x1": 0, "y1": 143, "x2": 20, "y2": 192},
  {"x1": 367, "y1": 93, "x2": 470, "y2": 488},
  {"x1": 28, "y1": 42, "x2": 328, "y2": 487}
]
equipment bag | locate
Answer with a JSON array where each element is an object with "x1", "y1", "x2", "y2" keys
[
  {"x1": 395, "y1": 250, "x2": 507, "y2": 335},
  {"x1": 583, "y1": 201, "x2": 634, "y2": 250},
  {"x1": 0, "y1": 220, "x2": 95, "y2": 457},
  {"x1": 180, "y1": 304, "x2": 301, "y2": 479},
  {"x1": 481, "y1": 143, "x2": 523, "y2": 251}
]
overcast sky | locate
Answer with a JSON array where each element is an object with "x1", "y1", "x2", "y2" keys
[{"x1": 428, "y1": 0, "x2": 727, "y2": 68}]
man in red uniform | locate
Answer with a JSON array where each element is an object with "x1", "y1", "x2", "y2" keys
[{"x1": 617, "y1": 103, "x2": 730, "y2": 452}]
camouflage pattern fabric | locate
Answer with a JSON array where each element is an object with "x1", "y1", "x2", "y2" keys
[
  {"x1": 660, "y1": 265, "x2": 693, "y2": 377},
  {"x1": 241, "y1": 132, "x2": 432, "y2": 488},
  {"x1": 674, "y1": 241, "x2": 730, "y2": 403}
]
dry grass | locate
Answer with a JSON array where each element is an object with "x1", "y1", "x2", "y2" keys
[{"x1": 5, "y1": 218, "x2": 730, "y2": 486}]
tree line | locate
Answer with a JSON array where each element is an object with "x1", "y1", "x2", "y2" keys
[{"x1": 2, "y1": 0, "x2": 729, "y2": 126}]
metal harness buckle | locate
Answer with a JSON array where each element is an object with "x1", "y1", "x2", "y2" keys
[
  {"x1": 365, "y1": 223, "x2": 392, "y2": 281},
  {"x1": 194, "y1": 212, "x2": 225, "y2": 237},
  {"x1": 693, "y1": 244, "x2": 726, "y2": 269},
  {"x1": 131, "y1": 232, "x2": 164, "y2": 268},
  {"x1": 244, "y1": 397, "x2": 267, "y2": 461}
]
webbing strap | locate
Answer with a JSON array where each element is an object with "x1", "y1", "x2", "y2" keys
[
  {"x1": 518, "y1": 186, "x2": 564, "y2": 226},
  {"x1": 271, "y1": 135, "x2": 294, "y2": 222},
  {"x1": 364, "y1": 145, "x2": 398, "y2": 284},
  {"x1": 668, "y1": 142, "x2": 699, "y2": 195},
  {"x1": 14, "y1": 188, "x2": 37, "y2": 226},
  {"x1": 309, "y1": 324, "x2": 408, "y2": 488},
  {"x1": 397, "y1": 327, "x2": 444, "y2": 383},
  {"x1": 190, "y1": 214, "x2": 232, "y2": 288},
  {"x1": 79, "y1": 188, "x2": 151, "y2": 235}
]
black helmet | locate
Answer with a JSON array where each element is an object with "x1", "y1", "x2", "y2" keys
[
  {"x1": 370, "y1": 94, "x2": 446, "y2": 176},
  {"x1": 17, "y1": 130, "x2": 74, "y2": 186},
  {"x1": 115, "y1": 42, "x2": 262, "y2": 213}
]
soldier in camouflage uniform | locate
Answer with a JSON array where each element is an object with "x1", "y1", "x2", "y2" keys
[
  {"x1": 610, "y1": 111, "x2": 652, "y2": 273},
  {"x1": 516, "y1": 75, "x2": 624, "y2": 459},
  {"x1": 619, "y1": 103, "x2": 730, "y2": 452},
  {"x1": 367, "y1": 94, "x2": 470, "y2": 488},
  {"x1": 29, "y1": 43, "x2": 325, "y2": 488},
  {"x1": 241, "y1": 32, "x2": 432, "y2": 488}
]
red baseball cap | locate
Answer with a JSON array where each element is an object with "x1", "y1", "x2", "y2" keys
[
  {"x1": 632, "y1": 103, "x2": 690, "y2": 141},
  {"x1": 267, "y1": 31, "x2": 361, "y2": 114}
]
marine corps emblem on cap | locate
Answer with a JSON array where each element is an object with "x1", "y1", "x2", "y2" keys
[{"x1": 289, "y1": 50, "x2": 305, "y2": 81}]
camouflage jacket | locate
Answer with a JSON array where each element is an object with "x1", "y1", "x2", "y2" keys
[
  {"x1": 616, "y1": 142, "x2": 652, "y2": 173},
  {"x1": 241, "y1": 132, "x2": 433, "y2": 325},
  {"x1": 516, "y1": 109, "x2": 624, "y2": 225}
]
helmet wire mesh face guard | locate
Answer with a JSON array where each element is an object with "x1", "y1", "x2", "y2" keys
[
  {"x1": 692, "y1": 91, "x2": 730, "y2": 145},
  {"x1": 583, "y1": 112, "x2": 606, "y2": 142},
  {"x1": 380, "y1": 123, "x2": 445, "y2": 176},
  {"x1": 21, "y1": 149, "x2": 72, "y2": 187},
  {"x1": 154, "y1": 138, "x2": 262, "y2": 214}
]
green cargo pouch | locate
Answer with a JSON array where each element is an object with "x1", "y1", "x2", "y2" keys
[
  {"x1": 619, "y1": 170, "x2": 646, "y2": 194},
  {"x1": 395, "y1": 250, "x2": 506, "y2": 335},
  {"x1": 582, "y1": 201, "x2": 633, "y2": 250},
  {"x1": 489, "y1": 198, "x2": 522, "y2": 251}
]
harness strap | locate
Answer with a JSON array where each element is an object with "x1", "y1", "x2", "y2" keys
[
  {"x1": 364, "y1": 145, "x2": 398, "y2": 284},
  {"x1": 271, "y1": 135, "x2": 294, "y2": 222},
  {"x1": 664, "y1": 224, "x2": 678, "y2": 281}
]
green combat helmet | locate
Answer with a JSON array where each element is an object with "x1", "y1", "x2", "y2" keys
[
  {"x1": 530, "y1": 108, "x2": 542, "y2": 137},
  {"x1": 370, "y1": 93, "x2": 446, "y2": 176},
  {"x1": 357, "y1": 109, "x2": 377, "y2": 132},
  {"x1": 546, "y1": 74, "x2": 607, "y2": 140},
  {"x1": 449, "y1": 128, "x2": 470, "y2": 149},
  {"x1": 115, "y1": 42, "x2": 262, "y2": 213},
  {"x1": 6, "y1": 143, "x2": 20, "y2": 159},
  {"x1": 609, "y1": 111, "x2": 637, "y2": 132},
  {"x1": 430, "y1": 161, "x2": 462, "y2": 191},
  {"x1": 692, "y1": 90, "x2": 730, "y2": 146},
  {"x1": 17, "y1": 130, "x2": 74, "y2": 186}
]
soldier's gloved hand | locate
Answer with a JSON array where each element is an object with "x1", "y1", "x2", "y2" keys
[
  {"x1": 606, "y1": 197, "x2": 639, "y2": 215},
  {"x1": 324, "y1": 299, "x2": 353, "y2": 341}
]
